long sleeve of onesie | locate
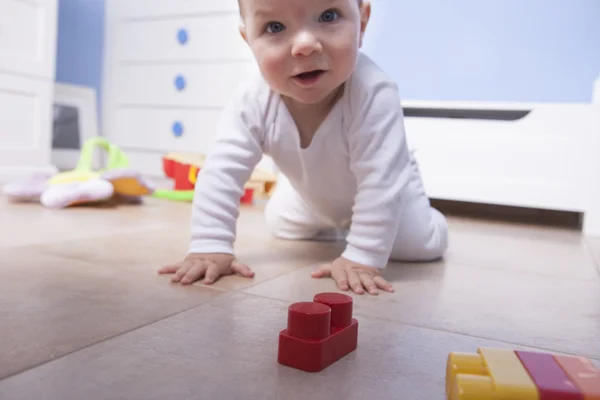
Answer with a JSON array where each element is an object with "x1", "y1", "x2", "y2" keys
[
  {"x1": 188, "y1": 85, "x2": 264, "y2": 255},
  {"x1": 342, "y1": 81, "x2": 412, "y2": 269}
]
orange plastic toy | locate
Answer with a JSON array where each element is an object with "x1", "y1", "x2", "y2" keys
[
  {"x1": 446, "y1": 347, "x2": 600, "y2": 399},
  {"x1": 161, "y1": 152, "x2": 277, "y2": 204}
]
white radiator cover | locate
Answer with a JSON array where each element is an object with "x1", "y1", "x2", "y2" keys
[{"x1": 0, "y1": 0, "x2": 58, "y2": 183}]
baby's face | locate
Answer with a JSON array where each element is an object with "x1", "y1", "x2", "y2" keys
[{"x1": 239, "y1": 0, "x2": 370, "y2": 106}]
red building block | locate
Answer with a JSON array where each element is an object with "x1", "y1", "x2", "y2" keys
[
  {"x1": 554, "y1": 355, "x2": 600, "y2": 400},
  {"x1": 277, "y1": 292, "x2": 358, "y2": 372},
  {"x1": 515, "y1": 350, "x2": 584, "y2": 399}
]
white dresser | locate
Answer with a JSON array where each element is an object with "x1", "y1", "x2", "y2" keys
[
  {"x1": 102, "y1": 0, "x2": 266, "y2": 177},
  {"x1": 0, "y1": 0, "x2": 58, "y2": 183}
]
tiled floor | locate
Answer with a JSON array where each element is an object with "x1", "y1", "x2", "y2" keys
[{"x1": 1, "y1": 196, "x2": 599, "y2": 399}]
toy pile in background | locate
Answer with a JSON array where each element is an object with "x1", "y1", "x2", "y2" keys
[
  {"x1": 1, "y1": 138, "x2": 278, "y2": 209},
  {"x1": 154, "y1": 152, "x2": 277, "y2": 204},
  {"x1": 1, "y1": 137, "x2": 154, "y2": 208}
]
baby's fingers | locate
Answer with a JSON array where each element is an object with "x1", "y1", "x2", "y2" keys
[
  {"x1": 359, "y1": 272, "x2": 378, "y2": 295},
  {"x1": 373, "y1": 276, "x2": 395, "y2": 293},
  {"x1": 231, "y1": 260, "x2": 255, "y2": 278},
  {"x1": 311, "y1": 264, "x2": 332, "y2": 279},
  {"x1": 347, "y1": 270, "x2": 364, "y2": 294},
  {"x1": 158, "y1": 262, "x2": 182, "y2": 274},
  {"x1": 331, "y1": 268, "x2": 350, "y2": 292},
  {"x1": 203, "y1": 262, "x2": 222, "y2": 285},
  {"x1": 179, "y1": 262, "x2": 208, "y2": 285},
  {"x1": 171, "y1": 263, "x2": 191, "y2": 283}
]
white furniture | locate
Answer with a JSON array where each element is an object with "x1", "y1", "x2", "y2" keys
[
  {"x1": 102, "y1": 0, "x2": 266, "y2": 177},
  {"x1": 0, "y1": 0, "x2": 58, "y2": 183},
  {"x1": 402, "y1": 86, "x2": 600, "y2": 236},
  {"x1": 582, "y1": 77, "x2": 600, "y2": 236},
  {"x1": 52, "y1": 83, "x2": 101, "y2": 171}
]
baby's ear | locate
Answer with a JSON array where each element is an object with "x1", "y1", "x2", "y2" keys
[
  {"x1": 239, "y1": 22, "x2": 248, "y2": 43},
  {"x1": 359, "y1": 1, "x2": 371, "y2": 46}
]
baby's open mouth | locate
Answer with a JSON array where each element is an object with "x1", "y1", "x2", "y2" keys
[
  {"x1": 295, "y1": 70, "x2": 324, "y2": 79},
  {"x1": 293, "y1": 70, "x2": 325, "y2": 85}
]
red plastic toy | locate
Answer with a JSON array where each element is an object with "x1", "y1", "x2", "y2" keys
[
  {"x1": 515, "y1": 351, "x2": 585, "y2": 399},
  {"x1": 161, "y1": 152, "x2": 276, "y2": 204},
  {"x1": 277, "y1": 292, "x2": 359, "y2": 372}
]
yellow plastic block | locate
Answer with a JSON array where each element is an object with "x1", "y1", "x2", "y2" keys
[
  {"x1": 478, "y1": 348, "x2": 539, "y2": 399},
  {"x1": 446, "y1": 352, "x2": 487, "y2": 396},
  {"x1": 446, "y1": 348, "x2": 540, "y2": 399},
  {"x1": 451, "y1": 374, "x2": 495, "y2": 400}
]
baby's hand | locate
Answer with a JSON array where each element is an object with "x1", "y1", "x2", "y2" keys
[
  {"x1": 311, "y1": 257, "x2": 394, "y2": 295},
  {"x1": 158, "y1": 253, "x2": 254, "y2": 285}
]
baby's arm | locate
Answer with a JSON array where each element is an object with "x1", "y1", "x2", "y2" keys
[
  {"x1": 159, "y1": 83, "x2": 265, "y2": 285},
  {"x1": 189, "y1": 88, "x2": 265, "y2": 255},
  {"x1": 343, "y1": 81, "x2": 411, "y2": 269}
]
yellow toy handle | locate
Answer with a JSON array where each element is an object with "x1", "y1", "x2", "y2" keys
[
  {"x1": 49, "y1": 137, "x2": 132, "y2": 185},
  {"x1": 75, "y1": 137, "x2": 130, "y2": 172},
  {"x1": 188, "y1": 166, "x2": 198, "y2": 185}
]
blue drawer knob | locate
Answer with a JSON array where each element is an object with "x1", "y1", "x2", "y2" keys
[
  {"x1": 174, "y1": 75, "x2": 186, "y2": 91},
  {"x1": 177, "y1": 29, "x2": 189, "y2": 45},
  {"x1": 172, "y1": 121, "x2": 184, "y2": 137}
]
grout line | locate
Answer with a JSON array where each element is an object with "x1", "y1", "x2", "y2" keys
[
  {"x1": 234, "y1": 291, "x2": 600, "y2": 361},
  {"x1": 395, "y1": 254, "x2": 600, "y2": 283},
  {"x1": 583, "y1": 239, "x2": 600, "y2": 278},
  {"x1": 3, "y1": 226, "x2": 171, "y2": 252},
  {"x1": 0, "y1": 287, "x2": 234, "y2": 383},
  {"x1": 443, "y1": 260, "x2": 600, "y2": 282},
  {"x1": 226, "y1": 266, "x2": 321, "y2": 293},
  {"x1": 2, "y1": 287, "x2": 598, "y2": 384}
]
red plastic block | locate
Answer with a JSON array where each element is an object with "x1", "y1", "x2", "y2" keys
[
  {"x1": 515, "y1": 350, "x2": 584, "y2": 399},
  {"x1": 162, "y1": 157, "x2": 175, "y2": 178},
  {"x1": 277, "y1": 292, "x2": 358, "y2": 372},
  {"x1": 554, "y1": 355, "x2": 600, "y2": 400}
]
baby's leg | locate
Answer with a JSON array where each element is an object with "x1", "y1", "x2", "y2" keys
[
  {"x1": 390, "y1": 153, "x2": 449, "y2": 261},
  {"x1": 264, "y1": 175, "x2": 341, "y2": 241}
]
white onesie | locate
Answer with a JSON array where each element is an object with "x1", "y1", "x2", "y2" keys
[{"x1": 189, "y1": 52, "x2": 448, "y2": 269}]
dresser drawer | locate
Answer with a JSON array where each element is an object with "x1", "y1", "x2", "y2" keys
[
  {"x1": 109, "y1": 107, "x2": 223, "y2": 154},
  {"x1": 0, "y1": 0, "x2": 57, "y2": 79},
  {"x1": 117, "y1": 14, "x2": 253, "y2": 63},
  {"x1": 117, "y1": 0, "x2": 238, "y2": 19},
  {"x1": 114, "y1": 63, "x2": 259, "y2": 108},
  {"x1": 0, "y1": 73, "x2": 52, "y2": 167}
]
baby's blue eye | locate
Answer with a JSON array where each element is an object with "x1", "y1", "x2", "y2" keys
[
  {"x1": 319, "y1": 9, "x2": 339, "y2": 23},
  {"x1": 266, "y1": 21, "x2": 285, "y2": 33}
]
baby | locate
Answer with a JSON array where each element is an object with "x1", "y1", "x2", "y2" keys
[{"x1": 159, "y1": 0, "x2": 448, "y2": 295}]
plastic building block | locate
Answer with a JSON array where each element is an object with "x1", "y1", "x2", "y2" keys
[
  {"x1": 515, "y1": 351, "x2": 584, "y2": 399},
  {"x1": 553, "y1": 355, "x2": 600, "y2": 400},
  {"x1": 467, "y1": 348, "x2": 538, "y2": 399},
  {"x1": 277, "y1": 292, "x2": 358, "y2": 372},
  {"x1": 446, "y1": 347, "x2": 600, "y2": 400}
]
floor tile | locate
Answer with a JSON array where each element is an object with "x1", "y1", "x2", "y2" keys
[
  {"x1": 0, "y1": 292, "x2": 580, "y2": 400},
  {"x1": 0, "y1": 249, "x2": 223, "y2": 380},
  {"x1": 0, "y1": 197, "x2": 190, "y2": 249},
  {"x1": 444, "y1": 216, "x2": 599, "y2": 280},
  {"x1": 586, "y1": 236, "x2": 600, "y2": 273},
  {"x1": 194, "y1": 239, "x2": 342, "y2": 291},
  {"x1": 243, "y1": 261, "x2": 600, "y2": 359},
  {"x1": 30, "y1": 218, "x2": 343, "y2": 292}
]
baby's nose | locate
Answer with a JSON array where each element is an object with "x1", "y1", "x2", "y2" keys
[{"x1": 291, "y1": 31, "x2": 323, "y2": 56}]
